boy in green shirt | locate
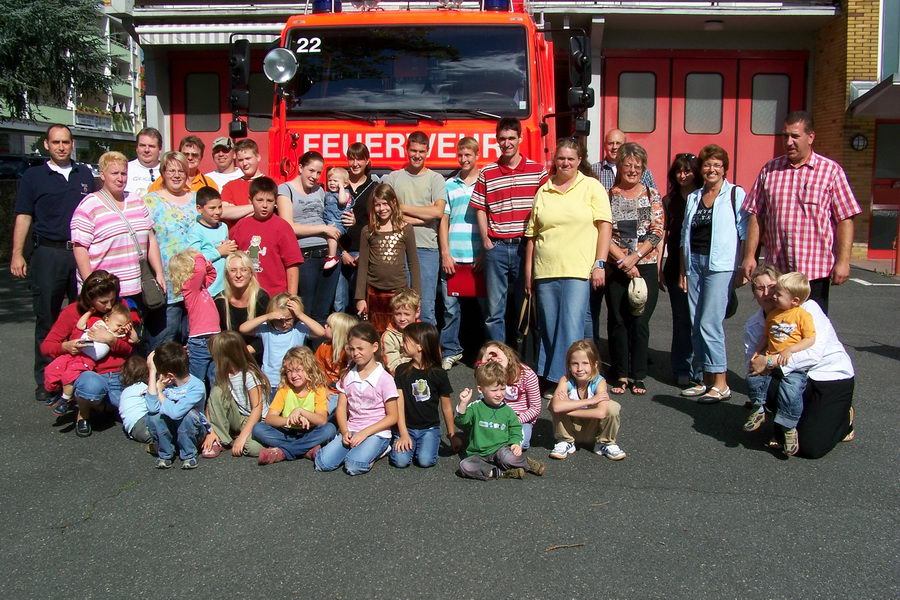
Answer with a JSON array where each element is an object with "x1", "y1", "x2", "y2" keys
[{"x1": 455, "y1": 361, "x2": 546, "y2": 480}]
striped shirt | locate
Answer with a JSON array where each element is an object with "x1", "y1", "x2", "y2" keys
[
  {"x1": 444, "y1": 175, "x2": 480, "y2": 263},
  {"x1": 469, "y1": 157, "x2": 547, "y2": 238},
  {"x1": 503, "y1": 364, "x2": 542, "y2": 424},
  {"x1": 743, "y1": 152, "x2": 860, "y2": 280},
  {"x1": 70, "y1": 192, "x2": 153, "y2": 297}
]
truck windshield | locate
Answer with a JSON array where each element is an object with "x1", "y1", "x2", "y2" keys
[{"x1": 284, "y1": 25, "x2": 528, "y2": 119}]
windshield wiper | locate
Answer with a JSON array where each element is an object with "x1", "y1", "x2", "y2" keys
[
  {"x1": 299, "y1": 110, "x2": 376, "y2": 126},
  {"x1": 442, "y1": 108, "x2": 503, "y2": 120},
  {"x1": 397, "y1": 110, "x2": 445, "y2": 125}
]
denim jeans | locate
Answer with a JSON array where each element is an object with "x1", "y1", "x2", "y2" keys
[
  {"x1": 389, "y1": 426, "x2": 441, "y2": 468},
  {"x1": 333, "y1": 251, "x2": 359, "y2": 313},
  {"x1": 314, "y1": 431, "x2": 390, "y2": 475},
  {"x1": 147, "y1": 409, "x2": 207, "y2": 461},
  {"x1": 252, "y1": 422, "x2": 337, "y2": 460},
  {"x1": 520, "y1": 422, "x2": 533, "y2": 451},
  {"x1": 439, "y1": 273, "x2": 463, "y2": 357},
  {"x1": 125, "y1": 415, "x2": 153, "y2": 444},
  {"x1": 187, "y1": 336, "x2": 214, "y2": 387},
  {"x1": 144, "y1": 302, "x2": 186, "y2": 352},
  {"x1": 415, "y1": 247, "x2": 440, "y2": 325},
  {"x1": 300, "y1": 249, "x2": 340, "y2": 326},
  {"x1": 686, "y1": 253, "x2": 732, "y2": 375},
  {"x1": 535, "y1": 277, "x2": 590, "y2": 383},
  {"x1": 664, "y1": 259, "x2": 694, "y2": 379},
  {"x1": 483, "y1": 241, "x2": 524, "y2": 343},
  {"x1": 749, "y1": 369, "x2": 808, "y2": 429},
  {"x1": 74, "y1": 370, "x2": 124, "y2": 407}
]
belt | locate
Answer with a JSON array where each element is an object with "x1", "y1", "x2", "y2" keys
[
  {"x1": 489, "y1": 237, "x2": 523, "y2": 245},
  {"x1": 301, "y1": 245, "x2": 329, "y2": 259},
  {"x1": 34, "y1": 236, "x2": 73, "y2": 250}
]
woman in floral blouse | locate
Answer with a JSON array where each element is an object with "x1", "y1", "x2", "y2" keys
[{"x1": 604, "y1": 143, "x2": 665, "y2": 395}]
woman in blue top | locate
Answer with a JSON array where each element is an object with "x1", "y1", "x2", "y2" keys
[{"x1": 679, "y1": 144, "x2": 749, "y2": 404}]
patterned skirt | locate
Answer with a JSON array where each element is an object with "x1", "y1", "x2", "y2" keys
[{"x1": 366, "y1": 286, "x2": 395, "y2": 335}]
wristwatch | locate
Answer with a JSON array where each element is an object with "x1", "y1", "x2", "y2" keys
[{"x1": 593, "y1": 259, "x2": 606, "y2": 270}]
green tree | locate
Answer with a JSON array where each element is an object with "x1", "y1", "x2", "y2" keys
[{"x1": 0, "y1": 0, "x2": 116, "y2": 121}]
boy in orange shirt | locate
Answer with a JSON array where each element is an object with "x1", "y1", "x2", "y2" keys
[{"x1": 747, "y1": 272, "x2": 816, "y2": 456}]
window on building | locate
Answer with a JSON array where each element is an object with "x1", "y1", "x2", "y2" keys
[
  {"x1": 185, "y1": 73, "x2": 220, "y2": 132},
  {"x1": 618, "y1": 72, "x2": 656, "y2": 133},
  {"x1": 685, "y1": 73, "x2": 723, "y2": 134},
  {"x1": 249, "y1": 73, "x2": 273, "y2": 132},
  {"x1": 875, "y1": 122, "x2": 900, "y2": 179},
  {"x1": 751, "y1": 74, "x2": 789, "y2": 135}
]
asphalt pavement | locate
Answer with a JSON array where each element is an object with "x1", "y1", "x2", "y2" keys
[{"x1": 0, "y1": 266, "x2": 897, "y2": 599}]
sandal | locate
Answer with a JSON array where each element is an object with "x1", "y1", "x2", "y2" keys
[
  {"x1": 680, "y1": 383, "x2": 708, "y2": 397},
  {"x1": 841, "y1": 406, "x2": 855, "y2": 442},
  {"x1": 697, "y1": 386, "x2": 732, "y2": 404},
  {"x1": 766, "y1": 438, "x2": 782, "y2": 450},
  {"x1": 630, "y1": 380, "x2": 647, "y2": 395},
  {"x1": 609, "y1": 379, "x2": 628, "y2": 395}
]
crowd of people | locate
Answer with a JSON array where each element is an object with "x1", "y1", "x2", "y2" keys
[{"x1": 10, "y1": 111, "x2": 859, "y2": 476}]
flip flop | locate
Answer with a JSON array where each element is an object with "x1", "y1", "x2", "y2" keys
[{"x1": 630, "y1": 380, "x2": 647, "y2": 395}]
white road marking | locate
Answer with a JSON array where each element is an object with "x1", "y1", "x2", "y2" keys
[{"x1": 849, "y1": 277, "x2": 900, "y2": 287}]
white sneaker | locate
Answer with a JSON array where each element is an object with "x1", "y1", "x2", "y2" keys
[
  {"x1": 549, "y1": 441, "x2": 576, "y2": 459},
  {"x1": 441, "y1": 353, "x2": 463, "y2": 370},
  {"x1": 594, "y1": 443, "x2": 626, "y2": 461}
]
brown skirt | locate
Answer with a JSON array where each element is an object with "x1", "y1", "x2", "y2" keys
[{"x1": 366, "y1": 286, "x2": 394, "y2": 335}]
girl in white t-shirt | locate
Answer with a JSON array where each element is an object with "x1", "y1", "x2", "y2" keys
[{"x1": 202, "y1": 330, "x2": 271, "y2": 458}]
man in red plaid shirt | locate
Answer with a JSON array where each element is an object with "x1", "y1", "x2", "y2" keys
[{"x1": 741, "y1": 111, "x2": 861, "y2": 314}]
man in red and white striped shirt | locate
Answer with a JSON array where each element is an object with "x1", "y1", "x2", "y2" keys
[
  {"x1": 741, "y1": 111, "x2": 860, "y2": 314},
  {"x1": 470, "y1": 117, "x2": 547, "y2": 342}
]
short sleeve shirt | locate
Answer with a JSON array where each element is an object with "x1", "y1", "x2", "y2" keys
[
  {"x1": 70, "y1": 192, "x2": 153, "y2": 297},
  {"x1": 444, "y1": 175, "x2": 481, "y2": 263},
  {"x1": 338, "y1": 363, "x2": 398, "y2": 438},
  {"x1": 15, "y1": 162, "x2": 95, "y2": 241},
  {"x1": 383, "y1": 168, "x2": 447, "y2": 249},
  {"x1": 142, "y1": 191, "x2": 199, "y2": 303},
  {"x1": 742, "y1": 152, "x2": 861, "y2": 280},
  {"x1": 469, "y1": 157, "x2": 547, "y2": 238},
  {"x1": 525, "y1": 173, "x2": 612, "y2": 280},
  {"x1": 229, "y1": 214, "x2": 304, "y2": 296},
  {"x1": 228, "y1": 370, "x2": 268, "y2": 418},
  {"x1": 394, "y1": 365, "x2": 453, "y2": 430},
  {"x1": 257, "y1": 321, "x2": 311, "y2": 388}
]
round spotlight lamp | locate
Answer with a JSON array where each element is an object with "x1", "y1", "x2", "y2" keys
[
  {"x1": 704, "y1": 19, "x2": 724, "y2": 31},
  {"x1": 264, "y1": 48, "x2": 298, "y2": 84},
  {"x1": 850, "y1": 133, "x2": 868, "y2": 151}
]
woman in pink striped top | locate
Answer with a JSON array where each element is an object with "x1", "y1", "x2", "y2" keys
[
  {"x1": 71, "y1": 151, "x2": 164, "y2": 304},
  {"x1": 479, "y1": 341, "x2": 542, "y2": 450}
]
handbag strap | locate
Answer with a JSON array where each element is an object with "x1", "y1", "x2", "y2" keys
[
  {"x1": 517, "y1": 295, "x2": 531, "y2": 336},
  {"x1": 97, "y1": 190, "x2": 146, "y2": 260}
]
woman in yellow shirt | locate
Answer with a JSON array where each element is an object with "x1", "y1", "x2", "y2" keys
[{"x1": 524, "y1": 138, "x2": 612, "y2": 387}]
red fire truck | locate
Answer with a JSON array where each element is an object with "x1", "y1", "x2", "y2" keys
[{"x1": 228, "y1": 0, "x2": 591, "y2": 178}]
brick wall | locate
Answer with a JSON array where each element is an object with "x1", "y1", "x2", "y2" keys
[{"x1": 813, "y1": 0, "x2": 879, "y2": 250}]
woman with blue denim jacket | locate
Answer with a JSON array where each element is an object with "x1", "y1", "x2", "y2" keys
[{"x1": 679, "y1": 144, "x2": 749, "y2": 404}]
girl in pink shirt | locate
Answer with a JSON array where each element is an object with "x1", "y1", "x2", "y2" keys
[
  {"x1": 479, "y1": 341, "x2": 542, "y2": 450},
  {"x1": 169, "y1": 249, "x2": 220, "y2": 386},
  {"x1": 314, "y1": 322, "x2": 399, "y2": 475}
]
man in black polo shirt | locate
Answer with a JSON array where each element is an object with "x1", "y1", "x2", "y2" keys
[{"x1": 10, "y1": 124, "x2": 96, "y2": 402}]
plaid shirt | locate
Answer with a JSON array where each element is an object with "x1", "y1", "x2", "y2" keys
[
  {"x1": 591, "y1": 159, "x2": 657, "y2": 192},
  {"x1": 743, "y1": 152, "x2": 860, "y2": 280}
]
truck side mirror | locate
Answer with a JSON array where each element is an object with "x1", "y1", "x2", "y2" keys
[
  {"x1": 230, "y1": 39, "x2": 251, "y2": 114},
  {"x1": 568, "y1": 36, "x2": 594, "y2": 109}
]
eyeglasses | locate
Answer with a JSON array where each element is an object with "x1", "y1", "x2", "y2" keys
[
  {"x1": 752, "y1": 284, "x2": 776, "y2": 293},
  {"x1": 702, "y1": 162, "x2": 725, "y2": 171},
  {"x1": 271, "y1": 317, "x2": 293, "y2": 325},
  {"x1": 676, "y1": 153, "x2": 696, "y2": 160},
  {"x1": 182, "y1": 152, "x2": 201, "y2": 158},
  {"x1": 164, "y1": 168, "x2": 185, "y2": 175}
]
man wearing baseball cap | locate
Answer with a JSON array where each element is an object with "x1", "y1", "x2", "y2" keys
[{"x1": 204, "y1": 136, "x2": 242, "y2": 190}]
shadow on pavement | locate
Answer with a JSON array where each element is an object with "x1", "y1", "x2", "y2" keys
[
  {"x1": 850, "y1": 341, "x2": 899, "y2": 362},
  {"x1": 0, "y1": 266, "x2": 35, "y2": 324},
  {"x1": 652, "y1": 393, "x2": 770, "y2": 453}
]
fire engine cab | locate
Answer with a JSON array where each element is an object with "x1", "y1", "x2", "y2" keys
[{"x1": 228, "y1": 0, "x2": 592, "y2": 178}]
